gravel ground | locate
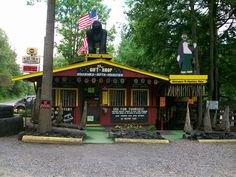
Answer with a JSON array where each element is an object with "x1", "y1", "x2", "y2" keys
[{"x1": 0, "y1": 136, "x2": 235, "y2": 177}]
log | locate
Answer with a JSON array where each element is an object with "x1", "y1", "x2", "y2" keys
[
  {"x1": 22, "y1": 135, "x2": 83, "y2": 144},
  {"x1": 26, "y1": 122, "x2": 85, "y2": 135},
  {"x1": 115, "y1": 138, "x2": 169, "y2": 144}
]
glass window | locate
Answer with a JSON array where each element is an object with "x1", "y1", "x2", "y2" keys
[
  {"x1": 109, "y1": 89, "x2": 126, "y2": 106},
  {"x1": 132, "y1": 89, "x2": 149, "y2": 106}
]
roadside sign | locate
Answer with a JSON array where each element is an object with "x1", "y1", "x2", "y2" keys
[
  {"x1": 22, "y1": 55, "x2": 40, "y2": 64},
  {"x1": 27, "y1": 48, "x2": 38, "y2": 55},
  {"x1": 206, "y1": 100, "x2": 219, "y2": 110},
  {"x1": 22, "y1": 64, "x2": 39, "y2": 73}
]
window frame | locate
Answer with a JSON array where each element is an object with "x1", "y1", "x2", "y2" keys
[
  {"x1": 108, "y1": 88, "x2": 127, "y2": 106},
  {"x1": 57, "y1": 88, "x2": 79, "y2": 107},
  {"x1": 131, "y1": 89, "x2": 149, "y2": 106}
]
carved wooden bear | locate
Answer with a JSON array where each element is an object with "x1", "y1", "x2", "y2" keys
[{"x1": 86, "y1": 20, "x2": 107, "y2": 54}]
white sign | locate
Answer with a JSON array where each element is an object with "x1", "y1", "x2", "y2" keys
[
  {"x1": 22, "y1": 56, "x2": 40, "y2": 64},
  {"x1": 206, "y1": 100, "x2": 219, "y2": 110}
]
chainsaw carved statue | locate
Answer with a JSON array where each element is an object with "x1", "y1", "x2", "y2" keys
[
  {"x1": 177, "y1": 34, "x2": 197, "y2": 74},
  {"x1": 86, "y1": 20, "x2": 107, "y2": 54}
]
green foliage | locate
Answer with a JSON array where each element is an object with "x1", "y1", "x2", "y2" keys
[
  {"x1": 53, "y1": 54, "x2": 68, "y2": 68},
  {"x1": 117, "y1": 0, "x2": 194, "y2": 74},
  {"x1": 55, "y1": 0, "x2": 115, "y2": 64},
  {"x1": 117, "y1": 0, "x2": 236, "y2": 99},
  {"x1": 0, "y1": 29, "x2": 29, "y2": 100}
]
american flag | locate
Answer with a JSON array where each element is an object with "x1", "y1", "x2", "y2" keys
[
  {"x1": 77, "y1": 37, "x2": 88, "y2": 56},
  {"x1": 77, "y1": 10, "x2": 97, "y2": 31}
]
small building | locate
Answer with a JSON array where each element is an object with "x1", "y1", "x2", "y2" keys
[{"x1": 12, "y1": 54, "x2": 208, "y2": 129}]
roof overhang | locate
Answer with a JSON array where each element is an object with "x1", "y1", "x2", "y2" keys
[{"x1": 12, "y1": 59, "x2": 169, "y2": 81}]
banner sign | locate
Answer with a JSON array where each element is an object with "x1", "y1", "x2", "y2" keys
[
  {"x1": 111, "y1": 107, "x2": 148, "y2": 123},
  {"x1": 77, "y1": 64, "x2": 123, "y2": 77}
]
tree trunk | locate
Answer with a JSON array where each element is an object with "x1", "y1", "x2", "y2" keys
[
  {"x1": 209, "y1": 0, "x2": 218, "y2": 101},
  {"x1": 38, "y1": 0, "x2": 55, "y2": 132},
  {"x1": 190, "y1": 0, "x2": 203, "y2": 129}
]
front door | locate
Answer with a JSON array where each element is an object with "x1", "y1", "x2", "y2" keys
[{"x1": 83, "y1": 86, "x2": 100, "y2": 124}]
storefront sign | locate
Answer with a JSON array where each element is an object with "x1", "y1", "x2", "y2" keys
[
  {"x1": 170, "y1": 80, "x2": 207, "y2": 84},
  {"x1": 77, "y1": 64, "x2": 123, "y2": 77},
  {"x1": 111, "y1": 107, "x2": 148, "y2": 123},
  {"x1": 169, "y1": 75, "x2": 208, "y2": 84}
]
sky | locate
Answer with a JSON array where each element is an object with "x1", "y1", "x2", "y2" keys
[{"x1": 0, "y1": 0, "x2": 127, "y2": 69}]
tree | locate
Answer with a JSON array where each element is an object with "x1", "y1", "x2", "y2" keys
[
  {"x1": 38, "y1": 0, "x2": 55, "y2": 132},
  {"x1": 118, "y1": 0, "x2": 199, "y2": 74},
  {"x1": 0, "y1": 28, "x2": 26, "y2": 101},
  {"x1": 55, "y1": 0, "x2": 112, "y2": 64},
  {"x1": 53, "y1": 54, "x2": 68, "y2": 68}
]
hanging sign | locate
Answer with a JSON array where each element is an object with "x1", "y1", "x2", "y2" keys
[{"x1": 77, "y1": 64, "x2": 123, "y2": 77}]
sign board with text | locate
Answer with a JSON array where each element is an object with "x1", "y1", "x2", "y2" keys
[
  {"x1": 77, "y1": 64, "x2": 123, "y2": 77},
  {"x1": 22, "y1": 56, "x2": 40, "y2": 64},
  {"x1": 22, "y1": 64, "x2": 39, "y2": 73},
  {"x1": 206, "y1": 100, "x2": 219, "y2": 110},
  {"x1": 111, "y1": 107, "x2": 148, "y2": 123}
]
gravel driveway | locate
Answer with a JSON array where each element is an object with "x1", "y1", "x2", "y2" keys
[{"x1": 0, "y1": 136, "x2": 235, "y2": 177}]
